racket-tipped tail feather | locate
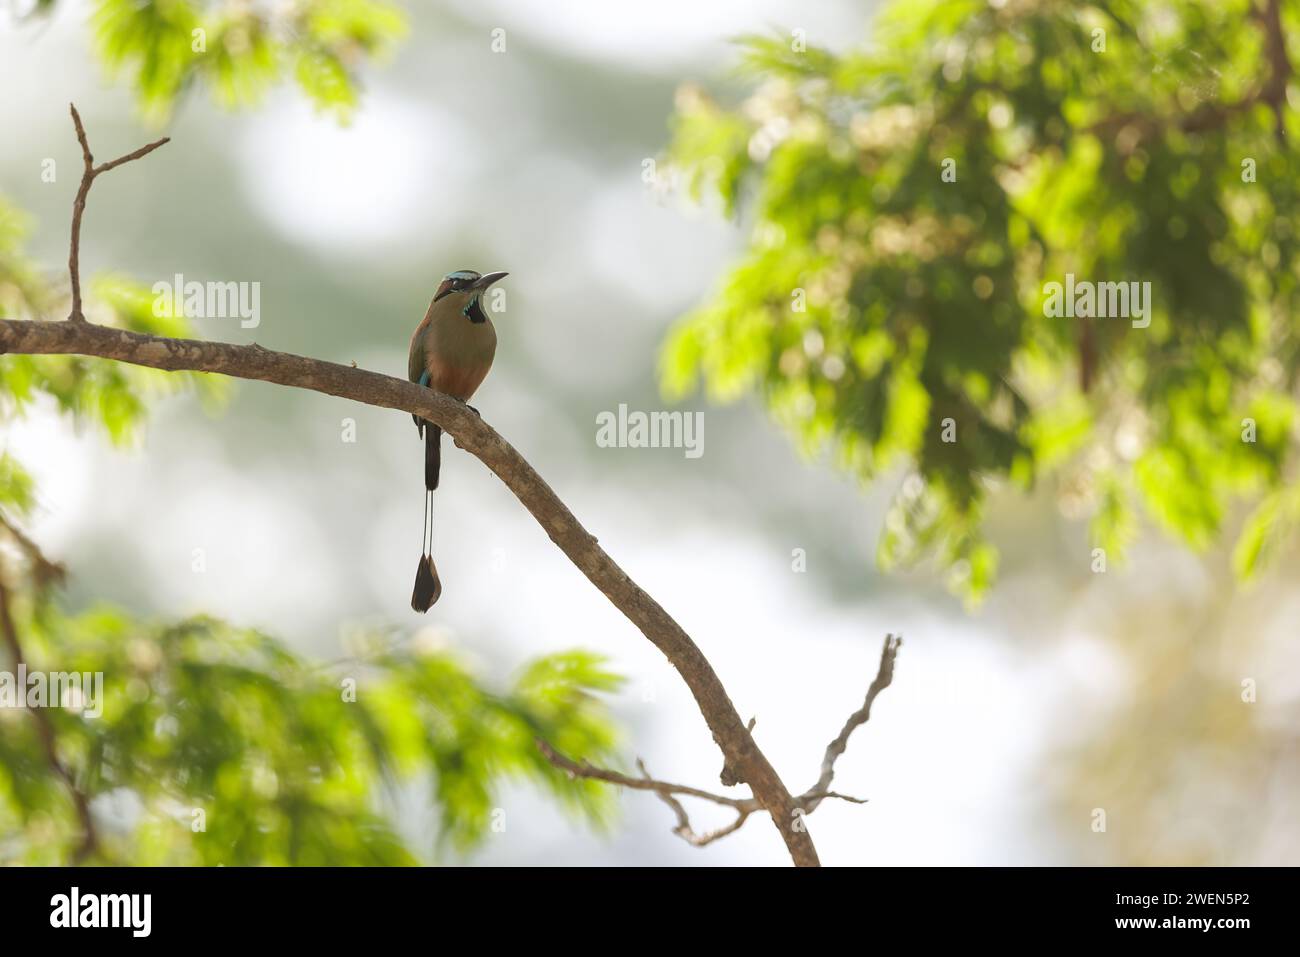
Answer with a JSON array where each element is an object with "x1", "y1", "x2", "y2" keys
[{"x1": 411, "y1": 553, "x2": 441, "y2": 612}]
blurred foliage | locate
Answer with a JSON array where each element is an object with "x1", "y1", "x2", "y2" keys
[
  {"x1": 18, "y1": 0, "x2": 407, "y2": 123},
  {"x1": 1047, "y1": 582, "x2": 1295, "y2": 866},
  {"x1": 662, "y1": 0, "x2": 1300, "y2": 603},
  {"x1": 0, "y1": 598, "x2": 621, "y2": 864},
  {"x1": 0, "y1": 1, "x2": 627, "y2": 865}
]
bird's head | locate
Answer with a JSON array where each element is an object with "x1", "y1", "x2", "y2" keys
[{"x1": 432, "y1": 269, "x2": 508, "y2": 324}]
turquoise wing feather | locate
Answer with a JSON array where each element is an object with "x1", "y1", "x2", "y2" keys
[{"x1": 409, "y1": 327, "x2": 430, "y2": 433}]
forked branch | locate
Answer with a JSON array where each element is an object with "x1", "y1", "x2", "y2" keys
[
  {"x1": 66, "y1": 104, "x2": 169, "y2": 322},
  {"x1": 539, "y1": 635, "x2": 900, "y2": 851}
]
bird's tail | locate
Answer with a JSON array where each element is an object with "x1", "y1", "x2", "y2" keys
[
  {"x1": 412, "y1": 421, "x2": 442, "y2": 612},
  {"x1": 411, "y1": 488, "x2": 442, "y2": 613},
  {"x1": 411, "y1": 549, "x2": 441, "y2": 612},
  {"x1": 424, "y1": 423, "x2": 441, "y2": 491}
]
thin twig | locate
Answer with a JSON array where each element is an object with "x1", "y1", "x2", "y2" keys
[
  {"x1": 539, "y1": 739, "x2": 762, "y2": 847},
  {"x1": 537, "y1": 739, "x2": 753, "y2": 810},
  {"x1": 66, "y1": 103, "x2": 170, "y2": 322},
  {"x1": 638, "y1": 759, "x2": 756, "y2": 847},
  {"x1": 799, "y1": 634, "x2": 901, "y2": 812}
]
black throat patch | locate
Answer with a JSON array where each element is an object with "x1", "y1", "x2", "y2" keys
[{"x1": 465, "y1": 297, "x2": 488, "y2": 324}]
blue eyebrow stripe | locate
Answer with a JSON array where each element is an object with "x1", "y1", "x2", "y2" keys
[{"x1": 445, "y1": 270, "x2": 479, "y2": 281}]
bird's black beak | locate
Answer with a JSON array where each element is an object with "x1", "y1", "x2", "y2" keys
[{"x1": 472, "y1": 271, "x2": 508, "y2": 290}]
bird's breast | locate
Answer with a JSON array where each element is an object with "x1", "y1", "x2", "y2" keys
[{"x1": 422, "y1": 315, "x2": 497, "y2": 401}]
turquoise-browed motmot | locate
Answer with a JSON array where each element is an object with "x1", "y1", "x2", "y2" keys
[{"x1": 409, "y1": 268, "x2": 508, "y2": 612}]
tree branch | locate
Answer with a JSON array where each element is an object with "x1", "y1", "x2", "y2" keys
[
  {"x1": 537, "y1": 739, "x2": 753, "y2": 809},
  {"x1": 66, "y1": 103, "x2": 169, "y2": 322},
  {"x1": 538, "y1": 741, "x2": 873, "y2": 850},
  {"x1": 536, "y1": 637, "x2": 898, "y2": 852},
  {"x1": 799, "y1": 633, "x2": 901, "y2": 812},
  {"x1": 637, "y1": 759, "x2": 757, "y2": 848}
]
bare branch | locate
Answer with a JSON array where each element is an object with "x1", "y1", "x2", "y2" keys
[
  {"x1": 799, "y1": 633, "x2": 901, "y2": 812},
  {"x1": 66, "y1": 103, "x2": 170, "y2": 322},
  {"x1": 538, "y1": 739, "x2": 753, "y2": 810},
  {"x1": 539, "y1": 739, "x2": 874, "y2": 851},
  {"x1": 639, "y1": 759, "x2": 756, "y2": 848},
  {"x1": 634, "y1": 763, "x2": 865, "y2": 848},
  {"x1": 539, "y1": 740, "x2": 772, "y2": 848},
  {"x1": 70, "y1": 102, "x2": 93, "y2": 171}
]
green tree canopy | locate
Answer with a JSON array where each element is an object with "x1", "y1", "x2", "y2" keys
[
  {"x1": 663, "y1": 0, "x2": 1300, "y2": 601},
  {"x1": 89, "y1": 0, "x2": 407, "y2": 122}
]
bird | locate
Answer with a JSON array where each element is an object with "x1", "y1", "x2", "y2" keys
[{"x1": 408, "y1": 268, "x2": 508, "y2": 612}]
